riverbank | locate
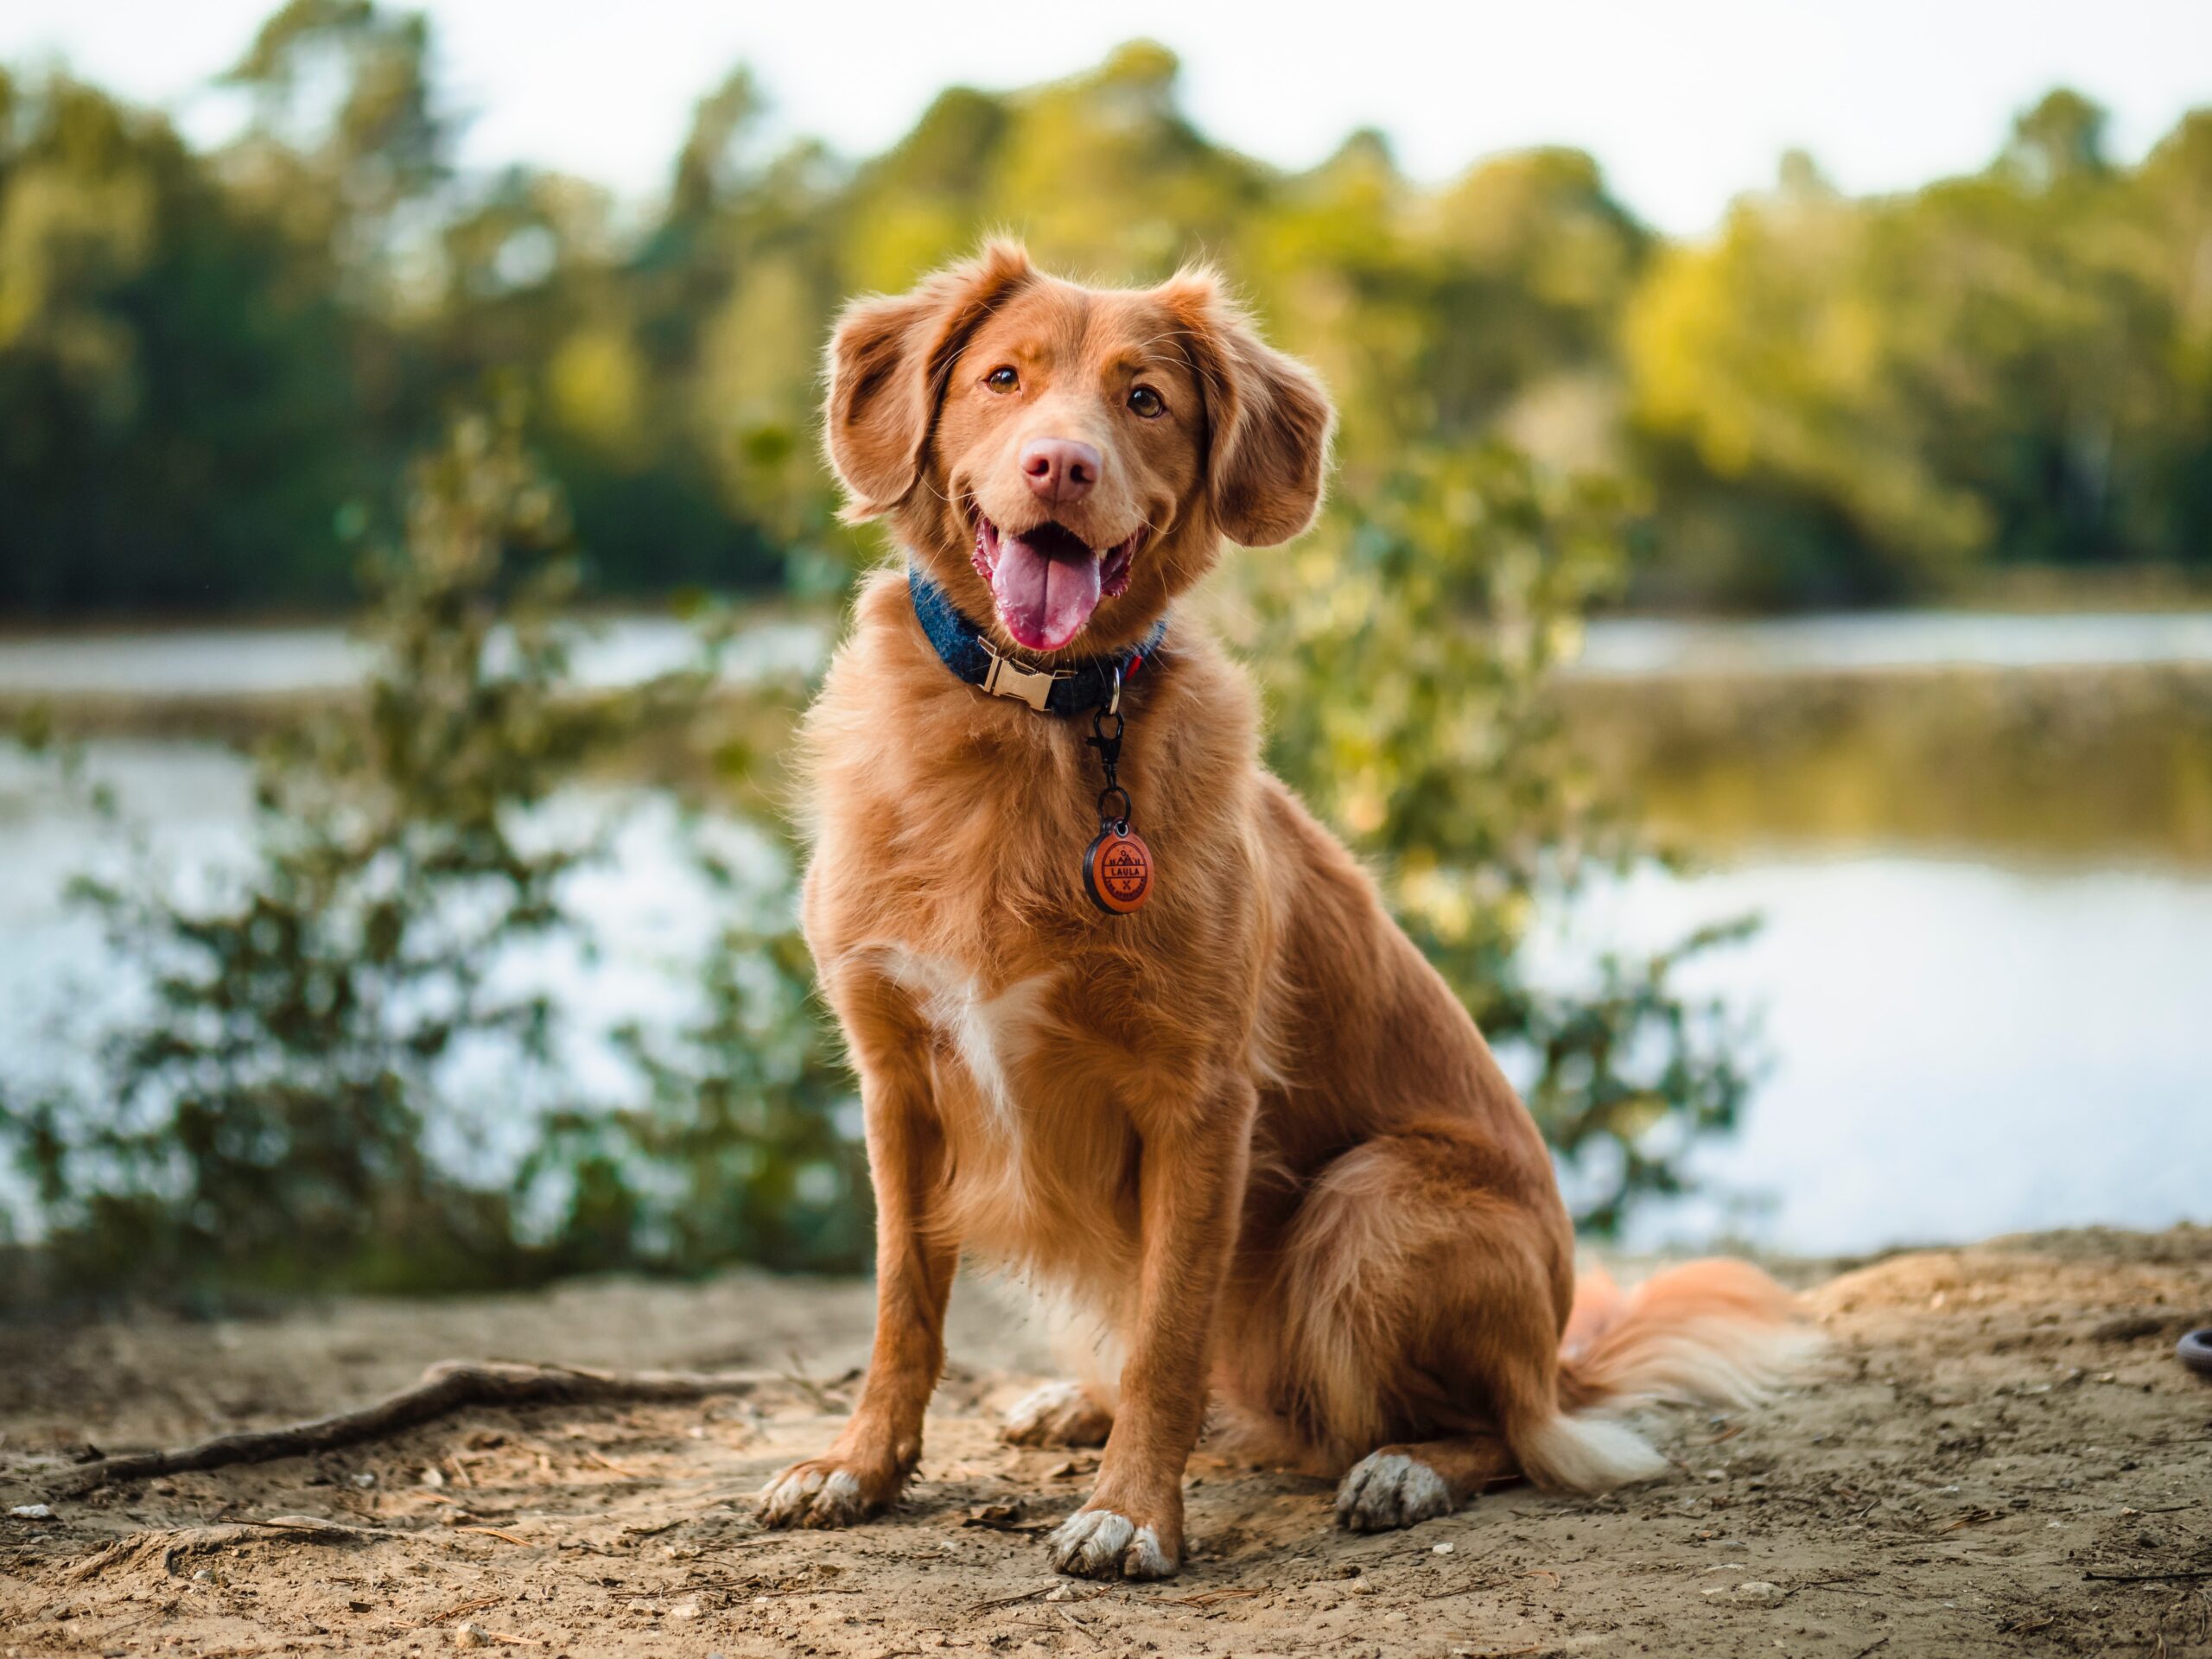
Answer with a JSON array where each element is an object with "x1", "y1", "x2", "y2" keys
[{"x1": 4, "y1": 1225, "x2": 2208, "y2": 1656}]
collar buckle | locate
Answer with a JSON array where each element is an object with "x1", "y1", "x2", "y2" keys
[{"x1": 979, "y1": 644, "x2": 1068, "y2": 713}]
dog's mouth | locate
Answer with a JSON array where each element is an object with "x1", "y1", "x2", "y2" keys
[{"x1": 970, "y1": 513, "x2": 1143, "y2": 652}]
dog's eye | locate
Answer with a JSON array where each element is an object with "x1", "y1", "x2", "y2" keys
[
  {"x1": 985, "y1": 365, "x2": 1020, "y2": 393},
  {"x1": 1128, "y1": 384, "x2": 1166, "y2": 419}
]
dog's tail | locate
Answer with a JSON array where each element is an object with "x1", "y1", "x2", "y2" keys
[{"x1": 1511, "y1": 1259, "x2": 1815, "y2": 1494}]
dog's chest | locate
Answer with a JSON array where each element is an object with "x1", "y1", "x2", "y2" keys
[{"x1": 873, "y1": 944, "x2": 1056, "y2": 1124}]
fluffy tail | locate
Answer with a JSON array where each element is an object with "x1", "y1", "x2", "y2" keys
[{"x1": 1513, "y1": 1258, "x2": 1816, "y2": 1494}]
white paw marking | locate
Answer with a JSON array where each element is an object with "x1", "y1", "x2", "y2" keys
[
  {"x1": 1048, "y1": 1508, "x2": 1176, "y2": 1579},
  {"x1": 758, "y1": 1464, "x2": 868, "y2": 1529},
  {"x1": 1002, "y1": 1381, "x2": 1112, "y2": 1447},
  {"x1": 1334, "y1": 1452, "x2": 1454, "y2": 1533},
  {"x1": 1123, "y1": 1523, "x2": 1173, "y2": 1580}
]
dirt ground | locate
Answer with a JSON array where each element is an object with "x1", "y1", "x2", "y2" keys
[{"x1": 3, "y1": 1227, "x2": 2209, "y2": 1659}]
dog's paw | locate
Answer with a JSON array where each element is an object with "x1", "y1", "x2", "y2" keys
[
  {"x1": 1333, "y1": 1451, "x2": 1455, "y2": 1533},
  {"x1": 758, "y1": 1459, "x2": 881, "y2": 1529},
  {"x1": 1047, "y1": 1506, "x2": 1179, "y2": 1580},
  {"x1": 1001, "y1": 1381, "x2": 1114, "y2": 1448}
]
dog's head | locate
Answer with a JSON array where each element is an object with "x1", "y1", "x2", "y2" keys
[{"x1": 823, "y1": 241, "x2": 1335, "y2": 655}]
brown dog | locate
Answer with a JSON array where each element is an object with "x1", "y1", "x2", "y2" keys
[{"x1": 761, "y1": 243, "x2": 1804, "y2": 1580}]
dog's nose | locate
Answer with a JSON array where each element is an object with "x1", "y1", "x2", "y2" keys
[{"x1": 1020, "y1": 438, "x2": 1100, "y2": 505}]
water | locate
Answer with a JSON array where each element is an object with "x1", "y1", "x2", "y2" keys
[
  {"x1": 1572, "y1": 608, "x2": 2212, "y2": 678},
  {"x1": 0, "y1": 615, "x2": 827, "y2": 699},
  {"x1": 1530, "y1": 855, "x2": 2212, "y2": 1255},
  {"x1": 3, "y1": 611, "x2": 2208, "y2": 1257},
  {"x1": 9, "y1": 607, "x2": 2212, "y2": 701}
]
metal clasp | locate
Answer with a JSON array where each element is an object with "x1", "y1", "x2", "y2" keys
[{"x1": 979, "y1": 644, "x2": 1068, "y2": 713}]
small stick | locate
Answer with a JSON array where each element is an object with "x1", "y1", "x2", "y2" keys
[
  {"x1": 45, "y1": 1360, "x2": 766, "y2": 1496},
  {"x1": 410, "y1": 1595, "x2": 505, "y2": 1629},
  {"x1": 68, "y1": 1517, "x2": 387, "y2": 1580},
  {"x1": 578, "y1": 1447, "x2": 642, "y2": 1478},
  {"x1": 454, "y1": 1525, "x2": 534, "y2": 1547},
  {"x1": 969, "y1": 1586, "x2": 1055, "y2": 1612},
  {"x1": 1057, "y1": 1607, "x2": 1108, "y2": 1649},
  {"x1": 456, "y1": 1623, "x2": 538, "y2": 1648},
  {"x1": 2084, "y1": 1568, "x2": 2212, "y2": 1583}
]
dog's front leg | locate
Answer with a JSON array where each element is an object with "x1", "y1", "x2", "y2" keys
[
  {"x1": 760, "y1": 1012, "x2": 954, "y2": 1529},
  {"x1": 1049, "y1": 1072, "x2": 1254, "y2": 1580}
]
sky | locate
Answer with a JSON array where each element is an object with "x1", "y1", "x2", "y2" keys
[{"x1": 5, "y1": 0, "x2": 2210, "y2": 235}]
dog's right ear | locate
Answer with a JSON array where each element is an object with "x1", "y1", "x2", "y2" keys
[{"x1": 823, "y1": 241, "x2": 1036, "y2": 522}]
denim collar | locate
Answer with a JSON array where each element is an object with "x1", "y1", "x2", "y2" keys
[{"x1": 906, "y1": 566, "x2": 1166, "y2": 716}]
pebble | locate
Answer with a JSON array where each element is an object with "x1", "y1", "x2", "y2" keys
[
  {"x1": 1735, "y1": 1581, "x2": 1783, "y2": 1602},
  {"x1": 7, "y1": 1504, "x2": 52, "y2": 1520},
  {"x1": 1044, "y1": 1585, "x2": 1074, "y2": 1602},
  {"x1": 1432, "y1": 1541, "x2": 1453, "y2": 1554}
]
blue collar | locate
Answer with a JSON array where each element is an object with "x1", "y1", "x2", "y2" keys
[{"x1": 906, "y1": 567, "x2": 1166, "y2": 716}]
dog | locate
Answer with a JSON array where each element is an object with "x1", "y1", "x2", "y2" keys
[{"x1": 760, "y1": 242, "x2": 1805, "y2": 1580}]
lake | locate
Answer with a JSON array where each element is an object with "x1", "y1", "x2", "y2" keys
[
  {"x1": 3, "y1": 610, "x2": 2208, "y2": 1258},
  {"x1": 8, "y1": 607, "x2": 2212, "y2": 699}
]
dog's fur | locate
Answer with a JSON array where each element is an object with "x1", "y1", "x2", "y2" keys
[{"x1": 760, "y1": 243, "x2": 1807, "y2": 1580}]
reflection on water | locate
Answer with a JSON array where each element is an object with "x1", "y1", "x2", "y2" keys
[
  {"x1": 3, "y1": 735, "x2": 2203, "y2": 1257},
  {"x1": 1569, "y1": 664, "x2": 2212, "y2": 869},
  {"x1": 1528, "y1": 856, "x2": 2212, "y2": 1255}
]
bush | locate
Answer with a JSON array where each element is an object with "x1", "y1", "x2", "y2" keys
[
  {"x1": 1, "y1": 405, "x2": 861, "y2": 1301},
  {"x1": 1244, "y1": 445, "x2": 1757, "y2": 1231}
]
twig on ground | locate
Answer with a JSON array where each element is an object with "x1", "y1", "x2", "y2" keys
[
  {"x1": 2084, "y1": 1568, "x2": 2212, "y2": 1583},
  {"x1": 68, "y1": 1517, "x2": 388, "y2": 1580},
  {"x1": 45, "y1": 1361, "x2": 766, "y2": 1496},
  {"x1": 454, "y1": 1524, "x2": 534, "y2": 1547},
  {"x1": 779, "y1": 1350, "x2": 845, "y2": 1413},
  {"x1": 1057, "y1": 1606, "x2": 1108, "y2": 1648},
  {"x1": 454, "y1": 1621, "x2": 538, "y2": 1647},
  {"x1": 410, "y1": 1595, "x2": 505, "y2": 1629},
  {"x1": 969, "y1": 1586, "x2": 1055, "y2": 1612}
]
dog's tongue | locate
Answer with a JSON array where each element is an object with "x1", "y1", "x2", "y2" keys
[{"x1": 991, "y1": 527, "x2": 1101, "y2": 652}]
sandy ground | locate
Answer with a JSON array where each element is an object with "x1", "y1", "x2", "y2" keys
[{"x1": 3, "y1": 1227, "x2": 2209, "y2": 1659}]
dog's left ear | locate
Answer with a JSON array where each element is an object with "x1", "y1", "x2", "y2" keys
[
  {"x1": 823, "y1": 241, "x2": 1037, "y2": 522},
  {"x1": 1159, "y1": 268, "x2": 1336, "y2": 547}
]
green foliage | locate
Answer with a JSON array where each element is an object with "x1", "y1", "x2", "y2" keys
[
  {"x1": 1625, "y1": 99, "x2": 2212, "y2": 604},
  {"x1": 1244, "y1": 448, "x2": 1754, "y2": 1230},
  {"x1": 537, "y1": 887, "x2": 870, "y2": 1277},
  {"x1": 5, "y1": 8, "x2": 2209, "y2": 616},
  {"x1": 1, "y1": 408, "x2": 859, "y2": 1300}
]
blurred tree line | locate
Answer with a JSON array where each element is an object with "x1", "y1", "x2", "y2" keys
[{"x1": 5, "y1": 6, "x2": 2210, "y2": 618}]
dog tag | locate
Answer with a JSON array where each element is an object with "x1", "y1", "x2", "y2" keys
[{"x1": 1083, "y1": 824, "x2": 1154, "y2": 915}]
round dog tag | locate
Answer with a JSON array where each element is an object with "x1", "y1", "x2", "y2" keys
[{"x1": 1083, "y1": 824, "x2": 1154, "y2": 915}]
